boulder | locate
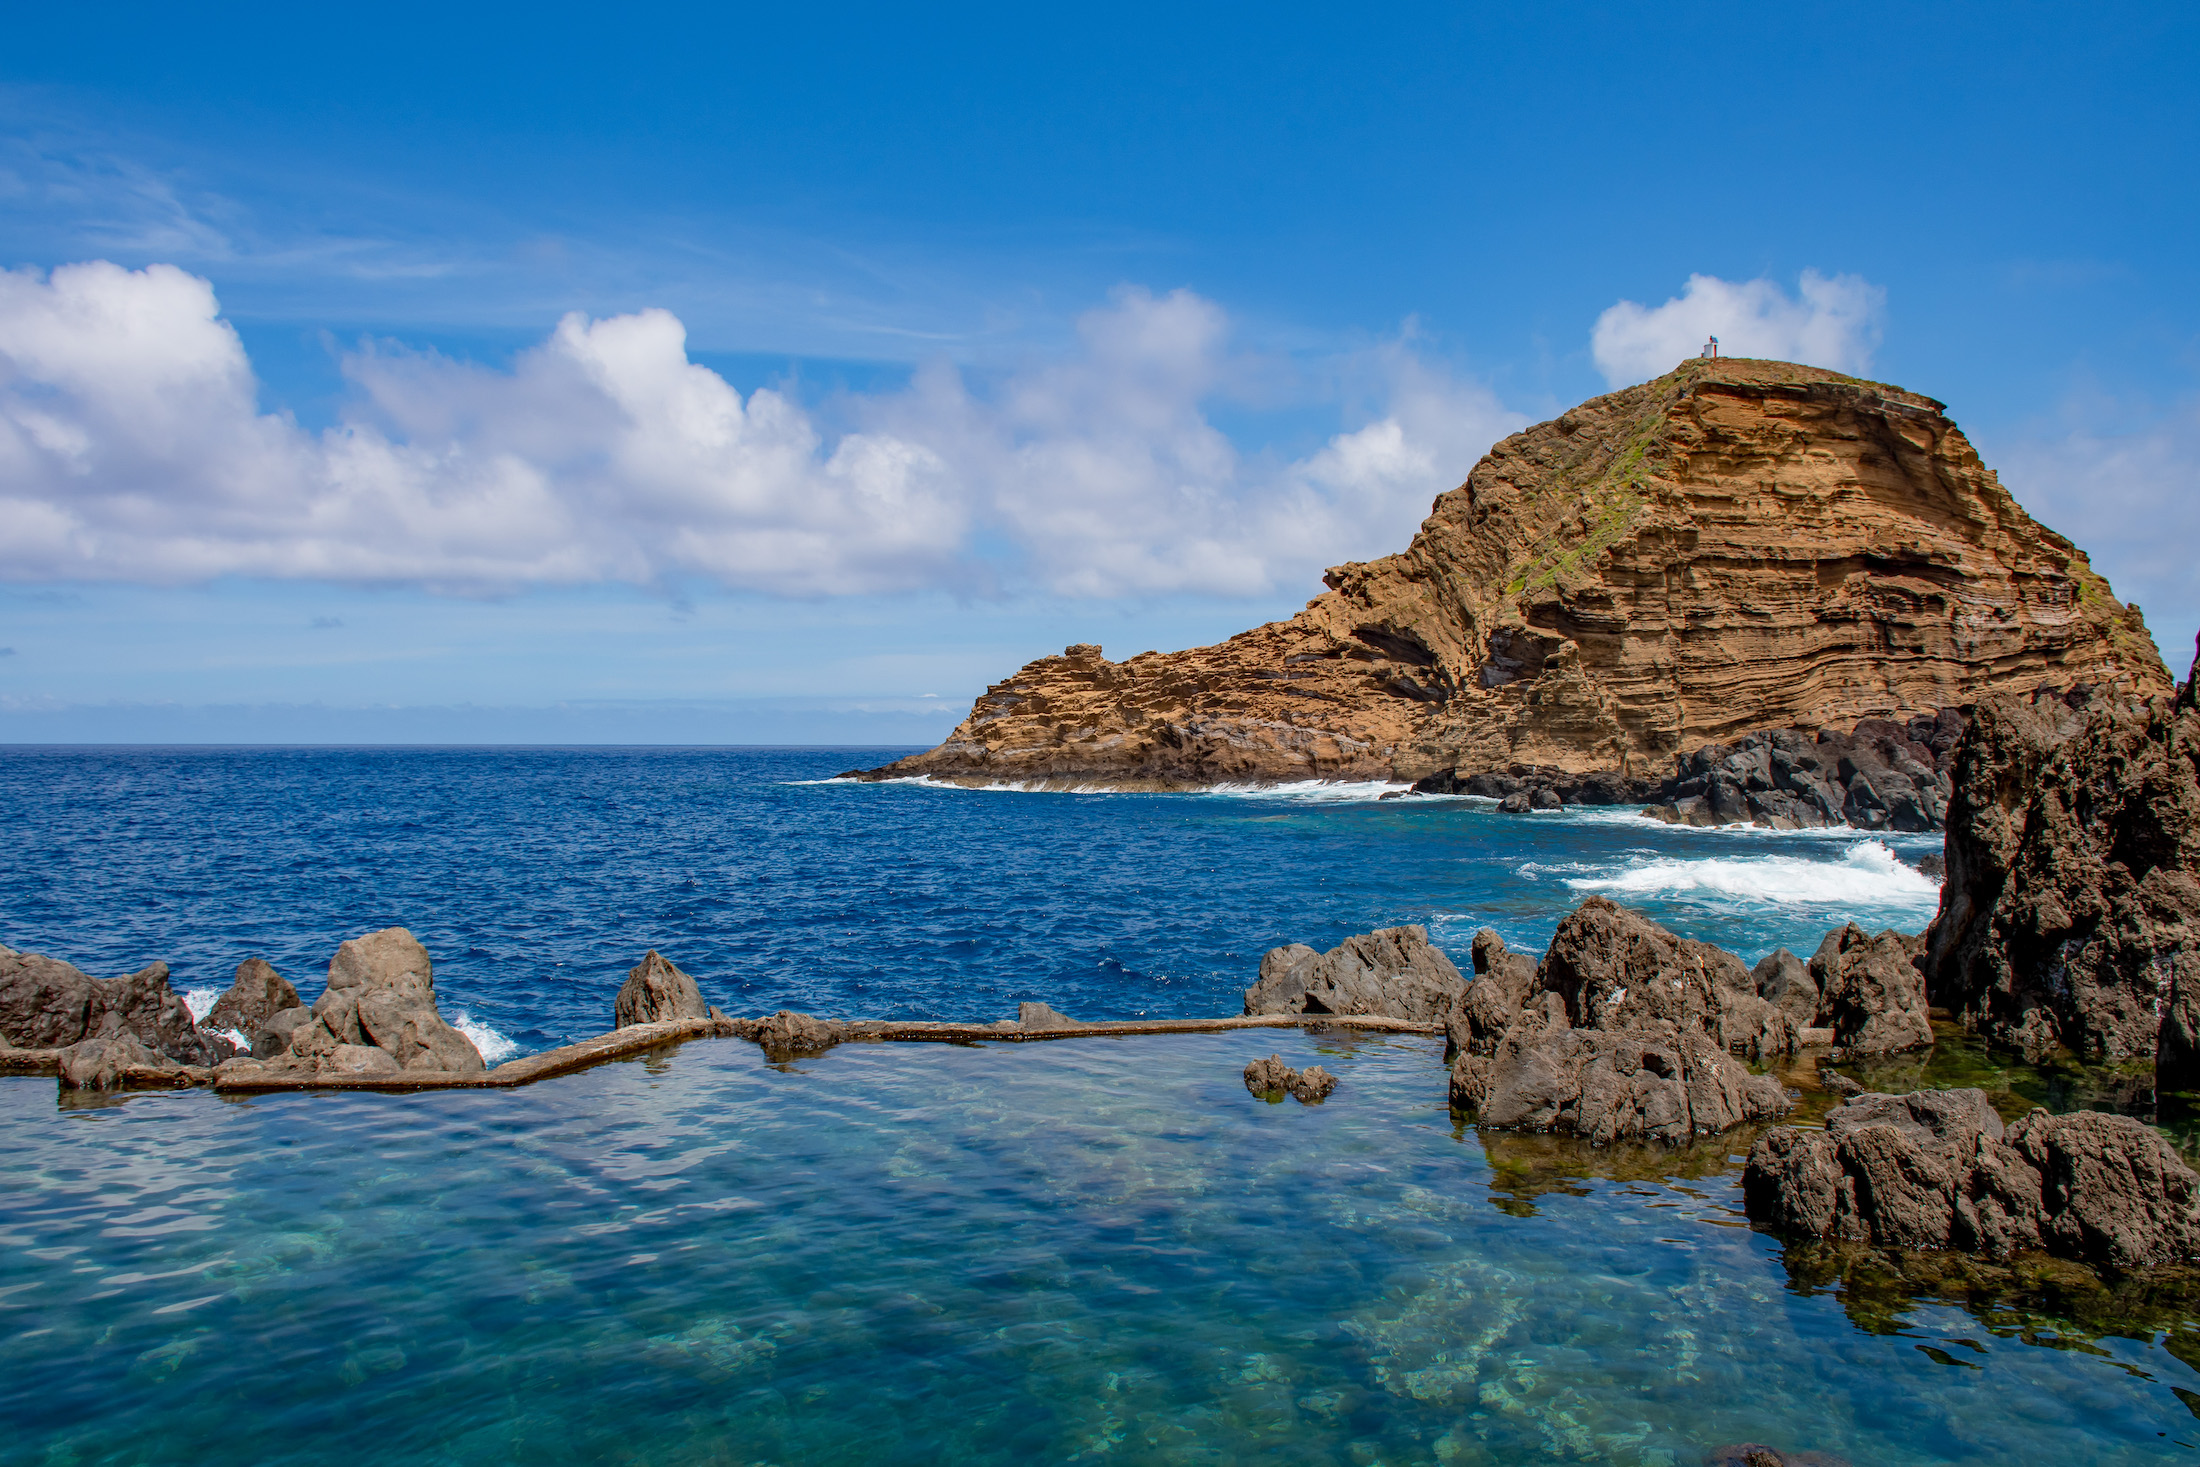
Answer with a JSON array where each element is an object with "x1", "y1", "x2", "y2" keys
[
  {"x1": 1926, "y1": 666, "x2": 2200, "y2": 1075},
  {"x1": 1241, "y1": 1054, "x2": 1337, "y2": 1104},
  {"x1": 57, "y1": 1035, "x2": 172, "y2": 1091},
  {"x1": 1752, "y1": 948, "x2": 1818, "y2": 1031},
  {"x1": 324, "y1": 1043, "x2": 403, "y2": 1076},
  {"x1": 1743, "y1": 1088, "x2": 2200, "y2": 1266},
  {"x1": 204, "y1": 958, "x2": 300, "y2": 1036},
  {"x1": 751, "y1": 1010, "x2": 845, "y2": 1060},
  {"x1": 0, "y1": 949, "x2": 227, "y2": 1064},
  {"x1": 1641, "y1": 713, "x2": 1968, "y2": 832},
  {"x1": 1444, "y1": 901, "x2": 1796, "y2": 1142},
  {"x1": 1452, "y1": 1026, "x2": 1789, "y2": 1145},
  {"x1": 263, "y1": 927, "x2": 484, "y2": 1076},
  {"x1": 1243, "y1": 925, "x2": 1465, "y2": 1023},
  {"x1": 1017, "y1": 1001, "x2": 1080, "y2": 1031},
  {"x1": 1810, "y1": 925, "x2": 1933, "y2": 1056},
  {"x1": 615, "y1": 950, "x2": 709, "y2": 1027}
]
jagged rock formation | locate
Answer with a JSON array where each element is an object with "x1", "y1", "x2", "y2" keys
[
  {"x1": 615, "y1": 950, "x2": 711, "y2": 1027},
  {"x1": 1243, "y1": 926, "x2": 1466, "y2": 1022},
  {"x1": 243, "y1": 927, "x2": 485, "y2": 1076},
  {"x1": 1447, "y1": 902, "x2": 1794, "y2": 1142},
  {"x1": 857, "y1": 357, "x2": 2168, "y2": 790},
  {"x1": 204, "y1": 958, "x2": 300, "y2": 1037},
  {"x1": 1811, "y1": 925, "x2": 1933, "y2": 1056},
  {"x1": 0, "y1": 944, "x2": 231, "y2": 1066},
  {"x1": 1242, "y1": 1053, "x2": 1338, "y2": 1103},
  {"x1": 1925, "y1": 637, "x2": 2200, "y2": 1074},
  {"x1": 1744, "y1": 1087, "x2": 2200, "y2": 1267}
]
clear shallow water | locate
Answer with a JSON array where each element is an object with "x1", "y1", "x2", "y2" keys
[
  {"x1": 7, "y1": 747, "x2": 2191, "y2": 1464},
  {"x1": 7, "y1": 1032, "x2": 2199, "y2": 1466},
  {"x1": 0, "y1": 747, "x2": 1941, "y2": 1054}
]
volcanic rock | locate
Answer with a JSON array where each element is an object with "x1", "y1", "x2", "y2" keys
[
  {"x1": 1242, "y1": 1054, "x2": 1337, "y2": 1104},
  {"x1": 1445, "y1": 901, "x2": 1793, "y2": 1141},
  {"x1": 57, "y1": 1035, "x2": 172, "y2": 1091},
  {"x1": 1641, "y1": 712, "x2": 1969, "y2": 831},
  {"x1": 1810, "y1": 925, "x2": 1933, "y2": 1056},
  {"x1": 0, "y1": 948, "x2": 228, "y2": 1064},
  {"x1": 204, "y1": 958, "x2": 300, "y2": 1037},
  {"x1": 1243, "y1": 925, "x2": 1466, "y2": 1022},
  {"x1": 1017, "y1": 1001, "x2": 1080, "y2": 1031},
  {"x1": 1926, "y1": 647, "x2": 2200, "y2": 1075},
  {"x1": 1752, "y1": 948, "x2": 1817, "y2": 1031},
  {"x1": 615, "y1": 950, "x2": 710, "y2": 1027},
  {"x1": 267, "y1": 928, "x2": 485, "y2": 1075},
  {"x1": 1743, "y1": 1088, "x2": 2200, "y2": 1267},
  {"x1": 854, "y1": 358, "x2": 2166, "y2": 791},
  {"x1": 750, "y1": 1010, "x2": 845, "y2": 1060}
]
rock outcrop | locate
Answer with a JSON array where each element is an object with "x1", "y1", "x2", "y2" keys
[
  {"x1": 615, "y1": 950, "x2": 710, "y2": 1027},
  {"x1": 1744, "y1": 1088, "x2": 2200, "y2": 1267},
  {"x1": 1925, "y1": 638, "x2": 2200, "y2": 1073},
  {"x1": 855, "y1": 358, "x2": 2167, "y2": 791},
  {"x1": 748, "y1": 1010, "x2": 846, "y2": 1060},
  {"x1": 1810, "y1": 925, "x2": 1932, "y2": 1056},
  {"x1": 248, "y1": 928, "x2": 485, "y2": 1076},
  {"x1": 1243, "y1": 926, "x2": 1466, "y2": 1022},
  {"x1": 203, "y1": 958, "x2": 300, "y2": 1037},
  {"x1": 0, "y1": 945, "x2": 230, "y2": 1065},
  {"x1": 1242, "y1": 1054, "x2": 1338, "y2": 1103},
  {"x1": 1447, "y1": 902, "x2": 1793, "y2": 1142}
]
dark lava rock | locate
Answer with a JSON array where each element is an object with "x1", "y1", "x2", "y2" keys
[
  {"x1": 1242, "y1": 1054, "x2": 1336, "y2": 1104},
  {"x1": 204, "y1": 958, "x2": 299, "y2": 1037},
  {"x1": 1751, "y1": 948, "x2": 1818, "y2": 1031},
  {"x1": 1496, "y1": 791, "x2": 1532, "y2": 814},
  {"x1": 1810, "y1": 925, "x2": 1932, "y2": 1056},
  {"x1": 0, "y1": 946, "x2": 228, "y2": 1064},
  {"x1": 1926, "y1": 658, "x2": 2200, "y2": 1076},
  {"x1": 1703, "y1": 1446, "x2": 1854, "y2": 1467},
  {"x1": 615, "y1": 950, "x2": 710, "y2": 1027},
  {"x1": 751, "y1": 1010, "x2": 846, "y2": 1060},
  {"x1": 1640, "y1": 711, "x2": 1967, "y2": 832},
  {"x1": 1243, "y1": 925, "x2": 1465, "y2": 1023},
  {"x1": 1444, "y1": 901, "x2": 1793, "y2": 1142},
  {"x1": 1744, "y1": 1087, "x2": 2200, "y2": 1266}
]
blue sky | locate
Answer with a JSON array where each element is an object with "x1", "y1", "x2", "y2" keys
[{"x1": 2, "y1": 1, "x2": 2195, "y2": 741}]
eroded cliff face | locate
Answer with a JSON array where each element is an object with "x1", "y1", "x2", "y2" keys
[{"x1": 864, "y1": 358, "x2": 2170, "y2": 789}]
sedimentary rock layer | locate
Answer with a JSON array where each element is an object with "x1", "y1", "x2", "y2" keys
[{"x1": 860, "y1": 357, "x2": 2168, "y2": 789}]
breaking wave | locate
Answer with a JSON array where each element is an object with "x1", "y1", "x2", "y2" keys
[
  {"x1": 182, "y1": 986, "x2": 221, "y2": 1022},
  {"x1": 1564, "y1": 840, "x2": 1939, "y2": 910},
  {"x1": 450, "y1": 1012, "x2": 521, "y2": 1064}
]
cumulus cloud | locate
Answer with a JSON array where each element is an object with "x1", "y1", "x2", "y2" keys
[
  {"x1": 1590, "y1": 270, "x2": 1886, "y2": 387},
  {"x1": 0, "y1": 263, "x2": 1522, "y2": 599}
]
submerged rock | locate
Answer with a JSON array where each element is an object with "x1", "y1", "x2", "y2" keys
[
  {"x1": 1446, "y1": 901, "x2": 1793, "y2": 1142},
  {"x1": 1243, "y1": 925, "x2": 1465, "y2": 1023},
  {"x1": 1704, "y1": 1446, "x2": 1854, "y2": 1467},
  {"x1": 204, "y1": 958, "x2": 300, "y2": 1037},
  {"x1": 1241, "y1": 1053, "x2": 1336, "y2": 1104},
  {"x1": 1743, "y1": 1088, "x2": 2200, "y2": 1267},
  {"x1": 615, "y1": 950, "x2": 710, "y2": 1028}
]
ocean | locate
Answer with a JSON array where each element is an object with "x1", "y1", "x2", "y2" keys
[{"x1": 3, "y1": 746, "x2": 2192, "y2": 1465}]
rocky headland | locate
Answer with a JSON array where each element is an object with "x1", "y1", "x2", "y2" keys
[{"x1": 851, "y1": 357, "x2": 2168, "y2": 807}]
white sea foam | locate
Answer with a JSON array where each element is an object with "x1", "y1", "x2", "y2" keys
[
  {"x1": 217, "y1": 1027, "x2": 251, "y2": 1050},
  {"x1": 1207, "y1": 779, "x2": 1416, "y2": 802},
  {"x1": 182, "y1": 986, "x2": 222, "y2": 1023},
  {"x1": 1565, "y1": 840, "x2": 1939, "y2": 909},
  {"x1": 450, "y1": 1012, "x2": 521, "y2": 1064}
]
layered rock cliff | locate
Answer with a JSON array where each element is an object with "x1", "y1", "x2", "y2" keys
[{"x1": 861, "y1": 357, "x2": 2169, "y2": 789}]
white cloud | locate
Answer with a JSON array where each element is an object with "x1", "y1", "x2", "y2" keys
[
  {"x1": 0, "y1": 262, "x2": 1523, "y2": 600},
  {"x1": 1988, "y1": 397, "x2": 2200, "y2": 678},
  {"x1": 1590, "y1": 270, "x2": 1886, "y2": 387}
]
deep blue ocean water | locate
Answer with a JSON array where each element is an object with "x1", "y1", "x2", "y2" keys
[{"x1": 4, "y1": 747, "x2": 2196, "y2": 1465}]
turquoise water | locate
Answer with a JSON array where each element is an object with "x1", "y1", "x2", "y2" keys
[
  {"x1": 8, "y1": 1031, "x2": 2198, "y2": 1465},
  {"x1": 2, "y1": 748, "x2": 2193, "y2": 1463}
]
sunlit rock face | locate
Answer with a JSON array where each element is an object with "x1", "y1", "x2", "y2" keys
[{"x1": 860, "y1": 357, "x2": 2168, "y2": 790}]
